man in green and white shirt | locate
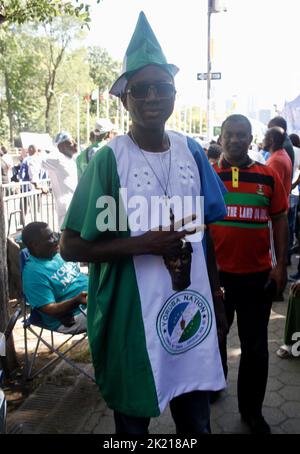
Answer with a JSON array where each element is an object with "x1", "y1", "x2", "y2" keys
[
  {"x1": 76, "y1": 118, "x2": 115, "y2": 180},
  {"x1": 61, "y1": 11, "x2": 227, "y2": 434}
]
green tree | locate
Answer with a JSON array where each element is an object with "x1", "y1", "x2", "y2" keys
[
  {"x1": 89, "y1": 46, "x2": 120, "y2": 93},
  {"x1": 0, "y1": 1, "x2": 101, "y2": 376},
  {"x1": 0, "y1": 26, "x2": 44, "y2": 143},
  {"x1": 32, "y1": 17, "x2": 87, "y2": 132},
  {"x1": 88, "y1": 46, "x2": 121, "y2": 122},
  {"x1": 0, "y1": 0, "x2": 102, "y2": 26},
  {"x1": 51, "y1": 46, "x2": 93, "y2": 142},
  {"x1": 0, "y1": 17, "x2": 86, "y2": 141}
]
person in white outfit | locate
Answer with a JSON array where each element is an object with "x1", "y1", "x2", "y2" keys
[
  {"x1": 42, "y1": 132, "x2": 78, "y2": 229},
  {"x1": 248, "y1": 143, "x2": 266, "y2": 164}
]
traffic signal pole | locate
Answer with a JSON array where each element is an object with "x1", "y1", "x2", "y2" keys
[{"x1": 207, "y1": 0, "x2": 212, "y2": 140}]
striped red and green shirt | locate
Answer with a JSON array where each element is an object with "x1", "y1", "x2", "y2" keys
[{"x1": 210, "y1": 157, "x2": 288, "y2": 274}]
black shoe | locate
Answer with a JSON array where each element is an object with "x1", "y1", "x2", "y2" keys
[{"x1": 241, "y1": 414, "x2": 271, "y2": 434}]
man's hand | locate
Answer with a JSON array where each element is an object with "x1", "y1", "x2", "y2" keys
[
  {"x1": 141, "y1": 214, "x2": 204, "y2": 257},
  {"x1": 268, "y1": 263, "x2": 287, "y2": 294},
  {"x1": 75, "y1": 291, "x2": 88, "y2": 305},
  {"x1": 141, "y1": 229, "x2": 192, "y2": 256}
]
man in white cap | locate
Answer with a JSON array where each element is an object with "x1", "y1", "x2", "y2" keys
[
  {"x1": 76, "y1": 118, "x2": 115, "y2": 179},
  {"x1": 42, "y1": 131, "x2": 77, "y2": 229},
  {"x1": 61, "y1": 12, "x2": 227, "y2": 434}
]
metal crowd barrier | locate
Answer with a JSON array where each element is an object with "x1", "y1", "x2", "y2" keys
[{"x1": 1, "y1": 179, "x2": 57, "y2": 236}]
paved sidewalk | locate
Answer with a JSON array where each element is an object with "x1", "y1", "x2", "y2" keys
[{"x1": 6, "y1": 288, "x2": 300, "y2": 434}]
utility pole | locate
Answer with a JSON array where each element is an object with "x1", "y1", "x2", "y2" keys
[
  {"x1": 207, "y1": 0, "x2": 227, "y2": 139},
  {"x1": 96, "y1": 88, "x2": 100, "y2": 118},
  {"x1": 50, "y1": 90, "x2": 69, "y2": 132},
  {"x1": 106, "y1": 88, "x2": 109, "y2": 119},
  {"x1": 86, "y1": 99, "x2": 90, "y2": 143},
  {"x1": 58, "y1": 93, "x2": 69, "y2": 131},
  {"x1": 74, "y1": 94, "x2": 80, "y2": 149},
  {"x1": 207, "y1": 1, "x2": 212, "y2": 140}
]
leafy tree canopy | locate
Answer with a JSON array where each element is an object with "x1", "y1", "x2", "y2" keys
[
  {"x1": 88, "y1": 46, "x2": 120, "y2": 93},
  {"x1": 0, "y1": 0, "x2": 101, "y2": 26}
]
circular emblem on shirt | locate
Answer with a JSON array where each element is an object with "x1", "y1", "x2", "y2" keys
[{"x1": 156, "y1": 290, "x2": 212, "y2": 355}]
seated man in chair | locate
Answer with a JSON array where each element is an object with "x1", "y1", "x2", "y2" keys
[{"x1": 21, "y1": 222, "x2": 88, "y2": 334}]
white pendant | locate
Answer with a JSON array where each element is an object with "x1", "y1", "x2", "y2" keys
[{"x1": 160, "y1": 194, "x2": 170, "y2": 206}]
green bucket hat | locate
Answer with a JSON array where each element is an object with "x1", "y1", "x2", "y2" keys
[{"x1": 110, "y1": 11, "x2": 179, "y2": 98}]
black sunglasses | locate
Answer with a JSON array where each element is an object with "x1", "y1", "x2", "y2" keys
[{"x1": 126, "y1": 82, "x2": 176, "y2": 100}]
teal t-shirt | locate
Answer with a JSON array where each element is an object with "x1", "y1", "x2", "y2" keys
[{"x1": 22, "y1": 253, "x2": 88, "y2": 330}]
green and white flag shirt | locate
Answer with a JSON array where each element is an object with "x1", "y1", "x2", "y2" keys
[{"x1": 63, "y1": 131, "x2": 227, "y2": 417}]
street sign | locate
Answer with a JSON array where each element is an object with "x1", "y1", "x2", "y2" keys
[{"x1": 197, "y1": 72, "x2": 221, "y2": 80}]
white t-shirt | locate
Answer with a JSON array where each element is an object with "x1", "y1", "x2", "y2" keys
[
  {"x1": 248, "y1": 147, "x2": 266, "y2": 164},
  {"x1": 42, "y1": 150, "x2": 78, "y2": 228},
  {"x1": 292, "y1": 146, "x2": 300, "y2": 196},
  {"x1": 24, "y1": 154, "x2": 44, "y2": 184}
]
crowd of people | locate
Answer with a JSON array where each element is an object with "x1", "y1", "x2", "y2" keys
[
  {"x1": 2, "y1": 10, "x2": 300, "y2": 435},
  {"x1": 0, "y1": 119, "x2": 118, "y2": 227}
]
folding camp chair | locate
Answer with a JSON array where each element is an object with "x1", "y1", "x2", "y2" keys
[{"x1": 20, "y1": 248, "x2": 95, "y2": 382}]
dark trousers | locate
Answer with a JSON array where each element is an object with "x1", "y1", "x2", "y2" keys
[
  {"x1": 219, "y1": 271, "x2": 273, "y2": 418},
  {"x1": 114, "y1": 391, "x2": 210, "y2": 434}
]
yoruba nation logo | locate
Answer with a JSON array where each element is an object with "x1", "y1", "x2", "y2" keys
[{"x1": 156, "y1": 290, "x2": 212, "y2": 354}]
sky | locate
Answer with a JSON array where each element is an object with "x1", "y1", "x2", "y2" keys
[{"x1": 84, "y1": 0, "x2": 300, "y2": 119}]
